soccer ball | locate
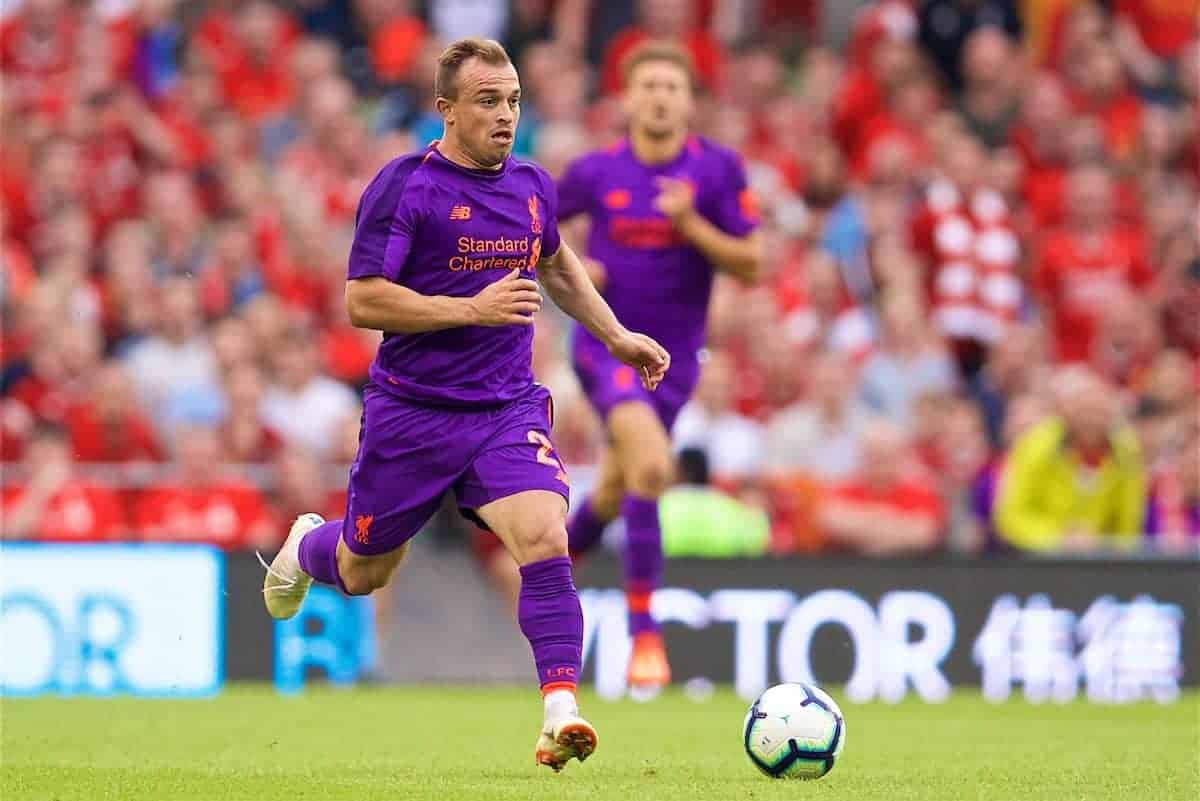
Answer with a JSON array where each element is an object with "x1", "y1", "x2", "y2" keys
[{"x1": 742, "y1": 683, "x2": 845, "y2": 780}]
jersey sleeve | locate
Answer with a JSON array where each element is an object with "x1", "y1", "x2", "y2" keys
[
  {"x1": 555, "y1": 155, "x2": 595, "y2": 221},
  {"x1": 536, "y1": 166, "x2": 562, "y2": 259},
  {"x1": 710, "y1": 148, "x2": 759, "y2": 237},
  {"x1": 347, "y1": 166, "x2": 420, "y2": 283}
]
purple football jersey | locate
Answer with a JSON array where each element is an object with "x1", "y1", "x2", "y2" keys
[
  {"x1": 557, "y1": 135, "x2": 758, "y2": 361},
  {"x1": 347, "y1": 143, "x2": 560, "y2": 407}
]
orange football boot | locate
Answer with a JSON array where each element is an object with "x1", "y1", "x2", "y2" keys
[{"x1": 627, "y1": 631, "x2": 671, "y2": 698}]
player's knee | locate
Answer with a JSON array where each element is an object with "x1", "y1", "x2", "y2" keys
[
  {"x1": 626, "y1": 457, "x2": 672, "y2": 499},
  {"x1": 518, "y1": 521, "x2": 569, "y2": 564},
  {"x1": 339, "y1": 568, "x2": 377, "y2": 596},
  {"x1": 590, "y1": 481, "x2": 624, "y2": 520},
  {"x1": 339, "y1": 561, "x2": 391, "y2": 596}
]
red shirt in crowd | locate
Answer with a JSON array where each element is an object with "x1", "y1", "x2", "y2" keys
[
  {"x1": 79, "y1": 125, "x2": 145, "y2": 236},
  {"x1": 831, "y1": 68, "x2": 885, "y2": 159},
  {"x1": 134, "y1": 481, "x2": 276, "y2": 550},
  {"x1": 6, "y1": 373, "x2": 75, "y2": 428},
  {"x1": 193, "y1": 7, "x2": 298, "y2": 122},
  {"x1": 0, "y1": 10, "x2": 78, "y2": 115},
  {"x1": 320, "y1": 325, "x2": 375, "y2": 386},
  {"x1": 1115, "y1": 0, "x2": 1199, "y2": 59},
  {"x1": 1071, "y1": 90, "x2": 1143, "y2": 165},
  {"x1": 772, "y1": 267, "x2": 874, "y2": 363},
  {"x1": 279, "y1": 144, "x2": 368, "y2": 222},
  {"x1": 825, "y1": 478, "x2": 945, "y2": 545},
  {"x1": 219, "y1": 420, "x2": 285, "y2": 464},
  {"x1": 851, "y1": 112, "x2": 930, "y2": 179},
  {"x1": 1010, "y1": 151, "x2": 1142, "y2": 230},
  {"x1": 219, "y1": 56, "x2": 293, "y2": 122},
  {"x1": 1034, "y1": 227, "x2": 1155, "y2": 363},
  {"x1": 2, "y1": 237, "x2": 34, "y2": 301},
  {"x1": 66, "y1": 404, "x2": 164, "y2": 463},
  {"x1": 370, "y1": 15, "x2": 427, "y2": 83},
  {"x1": 1, "y1": 481, "x2": 127, "y2": 541}
]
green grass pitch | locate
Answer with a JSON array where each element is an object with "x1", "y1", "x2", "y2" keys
[{"x1": 3, "y1": 685, "x2": 1198, "y2": 801}]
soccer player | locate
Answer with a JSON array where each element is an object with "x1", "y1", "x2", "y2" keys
[
  {"x1": 557, "y1": 41, "x2": 763, "y2": 695},
  {"x1": 261, "y1": 38, "x2": 671, "y2": 772}
]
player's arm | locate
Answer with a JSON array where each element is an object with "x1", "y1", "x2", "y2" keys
[
  {"x1": 655, "y1": 176, "x2": 765, "y2": 284},
  {"x1": 345, "y1": 271, "x2": 542, "y2": 333},
  {"x1": 555, "y1": 155, "x2": 608, "y2": 289},
  {"x1": 538, "y1": 242, "x2": 670, "y2": 389}
]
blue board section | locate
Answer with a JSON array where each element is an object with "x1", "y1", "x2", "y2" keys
[
  {"x1": 273, "y1": 587, "x2": 376, "y2": 694},
  {"x1": 1, "y1": 543, "x2": 223, "y2": 697}
]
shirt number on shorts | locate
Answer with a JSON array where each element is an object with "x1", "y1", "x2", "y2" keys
[{"x1": 528, "y1": 430, "x2": 569, "y2": 485}]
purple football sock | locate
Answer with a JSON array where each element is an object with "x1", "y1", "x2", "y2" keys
[
  {"x1": 622, "y1": 495, "x2": 663, "y2": 636},
  {"x1": 566, "y1": 497, "x2": 607, "y2": 557},
  {"x1": 298, "y1": 519, "x2": 349, "y2": 595},
  {"x1": 518, "y1": 556, "x2": 583, "y2": 691}
]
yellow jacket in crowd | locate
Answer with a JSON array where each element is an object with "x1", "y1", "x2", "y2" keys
[{"x1": 995, "y1": 418, "x2": 1147, "y2": 552}]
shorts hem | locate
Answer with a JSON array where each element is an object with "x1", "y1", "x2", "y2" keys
[
  {"x1": 338, "y1": 518, "x2": 425, "y2": 557},
  {"x1": 459, "y1": 483, "x2": 571, "y2": 532}
]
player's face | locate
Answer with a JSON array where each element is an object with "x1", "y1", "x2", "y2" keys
[
  {"x1": 624, "y1": 60, "x2": 692, "y2": 139},
  {"x1": 441, "y1": 59, "x2": 521, "y2": 168}
]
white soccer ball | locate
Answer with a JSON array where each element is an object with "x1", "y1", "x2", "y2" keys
[{"x1": 742, "y1": 683, "x2": 846, "y2": 780}]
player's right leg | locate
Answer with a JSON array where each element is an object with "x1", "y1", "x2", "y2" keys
[
  {"x1": 565, "y1": 445, "x2": 624, "y2": 557},
  {"x1": 565, "y1": 331, "x2": 640, "y2": 557},
  {"x1": 607, "y1": 400, "x2": 675, "y2": 697},
  {"x1": 262, "y1": 386, "x2": 465, "y2": 619}
]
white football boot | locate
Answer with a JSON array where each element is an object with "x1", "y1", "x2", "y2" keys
[
  {"x1": 261, "y1": 513, "x2": 325, "y2": 619},
  {"x1": 534, "y1": 689, "x2": 599, "y2": 772}
]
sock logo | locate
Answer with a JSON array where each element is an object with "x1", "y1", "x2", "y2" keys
[
  {"x1": 354, "y1": 514, "x2": 373, "y2": 545},
  {"x1": 545, "y1": 666, "x2": 577, "y2": 679}
]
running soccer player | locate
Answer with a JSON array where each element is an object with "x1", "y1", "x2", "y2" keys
[
  {"x1": 558, "y1": 41, "x2": 763, "y2": 696},
  {"x1": 260, "y1": 38, "x2": 670, "y2": 773}
]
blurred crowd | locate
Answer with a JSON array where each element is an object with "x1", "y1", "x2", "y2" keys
[{"x1": 1, "y1": 0, "x2": 1197, "y2": 557}]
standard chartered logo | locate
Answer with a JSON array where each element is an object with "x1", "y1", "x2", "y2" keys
[{"x1": 448, "y1": 235, "x2": 535, "y2": 271}]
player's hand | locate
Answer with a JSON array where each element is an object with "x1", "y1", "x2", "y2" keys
[
  {"x1": 469, "y1": 269, "x2": 542, "y2": 326},
  {"x1": 607, "y1": 329, "x2": 670, "y2": 390},
  {"x1": 653, "y1": 176, "x2": 696, "y2": 225}
]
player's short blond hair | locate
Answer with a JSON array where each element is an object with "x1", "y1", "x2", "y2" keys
[
  {"x1": 621, "y1": 40, "x2": 696, "y2": 90},
  {"x1": 435, "y1": 38, "x2": 513, "y2": 100}
]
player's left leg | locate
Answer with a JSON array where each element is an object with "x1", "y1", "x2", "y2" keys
[
  {"x1": 471, "y1": 527, "x2": 521, "y2": 614},
  {"x1": 566, "y1": 331, "x2": 637, "y2": 559},
  {"x1": 457, "y1": 385, "x2": 594, "y2": 771},
  {"x1": 263, "y1": 386, "x2": 468, "y2": 618},
  {"x1": 473, "y1": 489, "x2": 596, "y2": 772},
  {"x1": 607, "y1": 400, "x2": 675, "y2": 697}
]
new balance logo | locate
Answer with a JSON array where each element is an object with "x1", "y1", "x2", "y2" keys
[{"x1": 449, "y1": 205, "x2": 472, "y2": 220}]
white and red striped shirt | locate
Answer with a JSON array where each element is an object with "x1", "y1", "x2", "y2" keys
[{"x1": 911, "y1": 180, "x2": 1023, "y2": 346}]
